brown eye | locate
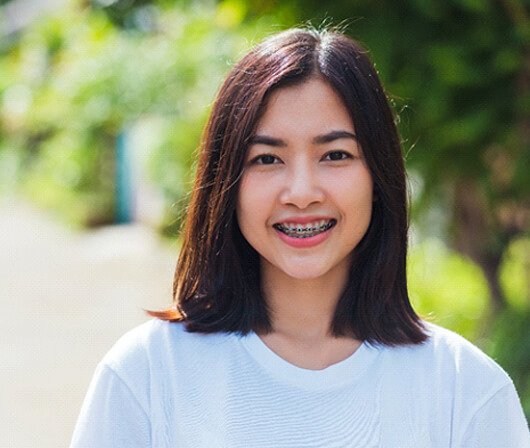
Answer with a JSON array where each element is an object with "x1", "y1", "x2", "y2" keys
[
  {"x1": 255, "y1": 154, "x2": 278, "y2": 165},
  {"x1": 324, "y1": 151, "x2": 350, "y2": 161}
]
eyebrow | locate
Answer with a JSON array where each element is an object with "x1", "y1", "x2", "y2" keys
[
  {"x1": 248, "y1": 130, "x2": 357, "y2": 147},
  {"x1": 313, "y1": 130, "x2": 357, "y2": 144},
  {"x1": 248, "y1": 135, "x2": 287, "y2": 147}
]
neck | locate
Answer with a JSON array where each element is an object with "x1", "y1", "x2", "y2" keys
[{"x1": 260, "y1": 262, "x2": 351, "y2": 342}]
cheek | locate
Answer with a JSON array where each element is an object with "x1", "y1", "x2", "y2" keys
[
  {"x1": 237, "y1": 172, "x2": 275, "y2": 206},
  {"x1": 328, "y1": 170, "x2": 374, "y2": 207},
  {"x1": 236, "y1": 175, "x2": 266, "y2": 232}
]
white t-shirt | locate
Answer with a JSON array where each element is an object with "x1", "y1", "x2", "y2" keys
[{"x1": 71, "y1": 319, "x2": 529, "y2": 447}]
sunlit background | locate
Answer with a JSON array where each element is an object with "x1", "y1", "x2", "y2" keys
[{"x1": 1, "y1": 0, "x2": 528, "y2": 446}]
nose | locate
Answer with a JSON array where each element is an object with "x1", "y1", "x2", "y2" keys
[{"x1": 279, "y1": 160, "x2": 325, "y2": 209}]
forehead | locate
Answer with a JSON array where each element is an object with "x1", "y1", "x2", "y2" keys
[{"x1": 255, "y1": 78, "x2": 355, "y2": 136}]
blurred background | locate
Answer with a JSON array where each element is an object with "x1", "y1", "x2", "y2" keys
[{"x1": 0, "y1": 0, "x2": 528, "y2": 446}]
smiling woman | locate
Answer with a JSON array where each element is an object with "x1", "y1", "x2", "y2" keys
[
  {"x1": 71, "y1": 27, "x2": 530, "y2": 447},
  {"x1": 237, "y1": 79, "x2": 375, "y2": 319},
  {"x1": 148, "y1": 29, "x2": 425, "y2": 345}
]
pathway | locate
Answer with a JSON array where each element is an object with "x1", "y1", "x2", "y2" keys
[{"x1": 1, "y1": 198, "x2": 176, "y2": 447}]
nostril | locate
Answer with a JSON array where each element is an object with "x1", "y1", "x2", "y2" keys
[{"x1": 279, "y1": 180, "x2": 325, "y2": 208}]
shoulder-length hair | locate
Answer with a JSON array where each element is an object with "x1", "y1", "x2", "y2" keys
[{"x1": 149, "y1": 27, "x2": 428, "y2": 346}]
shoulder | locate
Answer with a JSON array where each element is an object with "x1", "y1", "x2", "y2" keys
[
  {"x1": 95, "y1": 320, "x2": 235, "y2": 415},
  {"x1": 422, "y1": 321, "x2": 510, "y2": 380},
  {"x1": 100, "y1": 319, "x2": 234, "y2": 381},
  {"x1": 100, "y1": 319, "x2": 171, "y2": 372},
  {"x1": 378, "y1": 321, "x2": 513, "y2": 392},
  {"x1": 374, "y1": 322, "x2": 524, "y2": 441},
  {"x1": 380, "y1": 321, "x2": 514, "y2": 403},
  {"x1": 415, "y1": 324, "x2": 529, "y2": 444}
]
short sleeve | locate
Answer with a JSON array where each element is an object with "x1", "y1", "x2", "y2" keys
[
  {"x1": 460, "y1": 382, "x2": 530, "y2": 448},
  {"x1": 70, "y1": 363, "x2": 151, "y2": 448}
]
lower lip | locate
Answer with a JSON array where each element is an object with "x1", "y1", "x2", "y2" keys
[{"x1": 274, "y1": 225, "x2": 334, "y2": 248}]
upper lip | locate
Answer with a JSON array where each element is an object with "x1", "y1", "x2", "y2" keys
[{"x1": 274, "y1": 216, "x2": 335, "y2": 225}]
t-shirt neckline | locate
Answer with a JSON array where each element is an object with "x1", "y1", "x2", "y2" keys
[{"x1": 238, "y1": 331, "x2": 381, "y2": 391}]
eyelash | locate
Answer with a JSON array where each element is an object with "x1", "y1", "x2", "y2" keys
[
  {"x1": 251, "y1": 154, "x2": 279, "y2": 165},
  {"x1": 323, "y1": 151, "x2": 353, "y2": 161},
  {"x1": 249, "y1": 151, "x2": 353, "y2": 165}
]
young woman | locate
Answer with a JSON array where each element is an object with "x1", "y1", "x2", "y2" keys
[{"x1": 71, "y1": 28, "x2": 529, "y2": 447}]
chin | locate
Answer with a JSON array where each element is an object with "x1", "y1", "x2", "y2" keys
[{"x1": 280, "y1": 267, "x2": 331, "y2": 281}]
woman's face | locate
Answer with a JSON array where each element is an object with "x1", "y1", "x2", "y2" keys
[{"x1": 236, "y1": 78, "x2": 374, "y2": 284}]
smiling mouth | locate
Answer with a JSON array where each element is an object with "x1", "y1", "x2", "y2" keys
[{"x1": 273, "y1": 219, "x2": 336, "y2": 238}]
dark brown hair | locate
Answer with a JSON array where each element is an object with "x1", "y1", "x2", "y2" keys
[{"x1": 149, "y1": 27, "x2": 428, "y2": 346}]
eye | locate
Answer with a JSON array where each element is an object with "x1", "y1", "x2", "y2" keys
[
  {"x1": 251, "y1": 154, "x2": 280, "y2": 165},
  {"x1": 323, "y1": 151, "x2": 352, "y2": 161}
]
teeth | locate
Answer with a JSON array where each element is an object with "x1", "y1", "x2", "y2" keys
[
  {"x1": 275, "y1": 219, "x2": 335, "y2": 238},
  {"x1": 281, "y1": 220, "x2": 330, "y2": 231}
]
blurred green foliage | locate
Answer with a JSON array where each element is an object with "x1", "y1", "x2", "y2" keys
[
  {"x1": 487, "y1": 305, "x2": 530, "y2": 418},
  {"x1": 409, "y1": 238, "x2": 490, "y2": 341},
  {"x1": 0, "y1": 0, "x2": 275, "y2": 227},
  {"x1": 1, "y1": 0, "x2": 528, "y2": 416},
  {"x1": 409, "y1": 237, "x2": 529, "y2": 339}
]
